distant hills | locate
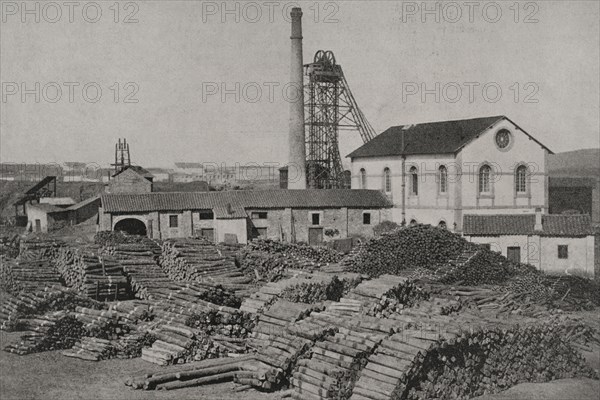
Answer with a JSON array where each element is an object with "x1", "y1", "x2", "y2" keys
[{"x1": 548, "y1": 148, "x2": 599, "y2": 178}]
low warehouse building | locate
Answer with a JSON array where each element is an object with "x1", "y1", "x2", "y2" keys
[
  {"x1": 98, "y1": 190, "x2": 393, "y2": 244},
  {"x1": 463, "y1": 213, "x2": 595, "y2": 277},
  {"x1": 26, "y1": 196, "x2": 101, "y2": 233}
]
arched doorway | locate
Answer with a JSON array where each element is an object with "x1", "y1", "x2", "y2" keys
[{"x1": 114, "y1": 218, "x2": 147, "y2": 236}]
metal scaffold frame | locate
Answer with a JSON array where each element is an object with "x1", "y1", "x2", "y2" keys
[{"x1": 304, "y1": 50, "x2": 376, "y2": 189}]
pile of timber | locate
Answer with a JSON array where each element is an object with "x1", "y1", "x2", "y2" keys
[
  {"x1": 0, "y1": 256, "x2": 18, "y2": 292},
  {"x1": 18, "y1": 237, "x2": 64, "y2": 261},
  {"x1": 289, "y1": 299, "x2": 401, "y2": 400},
  {"x1": 62, "y1": 336, "x2": 115, "y2": 361},
  {"x1": 136, "y1": 290, "x2": 254, "y2": 365},
  {"x1": 327, "y1": 275, "x2": 408, "y2": 316},
  {"x1": 367, "y1": 280, "x2": 430, "y2": 317},
  {"x1": 139, "y1": 321, "x2": 243, "y2": 366},
  {"x1": 238, "y1": 250, "x2": 296, "y2": 282},
  {"x1": 72, "y1": 306, "x2": 132, "y2": 339},
  {"x1": 159, "y1": 239, "x2": 253, "y2": 296},
  {"x1": 54, "y1": 246, "x2": 129, "y2": 300},
  {"x1": 343, "y1": 313, "x2": 599, "y2": 400},
  {"x1": 239, "y1": 280, "x2": 290, "y2": 314},
  {"x1": 126, "y1": 354, "x2": 255, "y2": 390},
  {"x1": 280, "y1": 275, "x2": 362, "y2": 304},
  {"x1": 107, "y1": 242, "x2": 177, "y2": 300},
  {"x1": 249, "y1": 299, "x2": 327, "y2": 347},
  {"x1": 350, "y1": 326, "x2": 448, "y2": 400},
  {"x1": 240, "y1": 272, "x2": 357, "y2": 314},
  {"x1": 246, "y1": 240, "x2": 343, "y2": 265},
  {"x1": 112, "y1": 331, "x2": 158, "y2": 359},
  {"x1": 7, "y1": 259, "x2": 63, "y2": 292},
  {"x1": 0, "y1": 286, "x2": 100, "y2": 331},
  {"x1": 3, "y1": 311, "x2": 84, "y2": 355},
  {"x1": 106, "y1": 300, "x2": 153, "y2": 322},
  {"x1": 243, "y1": 297, "x2": 348, "y2": 390},
  {"x1": 141, "y1": 324, "x2": 197, "y2": 365}
]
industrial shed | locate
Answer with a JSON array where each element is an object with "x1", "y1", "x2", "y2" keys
[{"x1": 98, "y1": 190, "x2": 393, "y2": 244}]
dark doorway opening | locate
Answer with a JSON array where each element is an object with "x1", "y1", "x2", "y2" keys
[{"x1": 114, "y1": 218, "x2": 147, "y2": 236}]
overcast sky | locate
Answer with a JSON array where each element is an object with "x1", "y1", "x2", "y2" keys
[{"x1": 1, "y1": 0, "x2": 599, "y2": 168}]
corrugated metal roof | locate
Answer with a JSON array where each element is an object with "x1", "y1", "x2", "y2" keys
[
  {"x1": 348, "y1": 116, "x2": 552, "y2": 158},
  {"x1": 463, "y1": 214, "x2": 593, "y2": 237},
  {"x1": 101, "y1": 189, "x2": 392, "y2": 213}
]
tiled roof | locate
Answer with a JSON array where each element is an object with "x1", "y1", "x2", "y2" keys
[
  {"x1": 542, "y1": 215, "x2": 594, "y2": 236},
  {"x1": 463, "y1": 215, "x2": 535, "y2": 235},
  {"x1": 213, "y1": 204, "x2": 247, "y2": 219},
  {"x1": 101, "y1": 189, "x2": 392, "y2": 213},
  {"x1": 112, "y1": 166, "x2": 154, "y2": 179},
  {"x1": 463, "y1": 214, "x2": 593, "y2": 237},
  {"x1": 348, "y1": 116, "x2": 552, "y2": 158}
]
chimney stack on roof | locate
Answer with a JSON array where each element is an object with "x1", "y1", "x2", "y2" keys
[{"x1": 534, "y1": 207, "x2": 543, "y2": 231}]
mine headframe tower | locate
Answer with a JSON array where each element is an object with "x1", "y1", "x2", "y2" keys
[
  {"x1": 304, "y1": 50, "x2": 376, "y2": 189},
  {"x1": 111, "y1": 138, "x2": 131, "y2": 174}
]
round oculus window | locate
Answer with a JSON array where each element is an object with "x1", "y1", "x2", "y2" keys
[{"x1": 495, "y1": 130, "x2": 511, "y2": 149}]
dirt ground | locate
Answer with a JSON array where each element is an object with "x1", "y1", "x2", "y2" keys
[{"x1": 0, "y1": 331, "x2": 281, "y2": 400}]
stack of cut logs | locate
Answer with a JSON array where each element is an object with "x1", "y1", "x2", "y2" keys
[
  {"x1": 18, "y1": 237, "x2": 64, "y2": 261},
  {"x1": 62, "y1": 337, "x2": 116, "y2": 361},
  {"x1": 249, "y1": 300, "x2": 326, "y2": 343},
  {"x1": 0, "y1": 256, "x2": 17, "y2": 292},
  {"x1": 112, "y1": 331, "x2": 157, "y2": 359},
  {"x1": 126, "y1": 354, "x2": 254, "y2": 390},
  {"x1": 185, "y1": 308, "x2": 255, "y2": 338},
  {"x1": 240, "y1": 272, "x2": 360, "y2": 314},
  {"x1": 73, "y1": 306, "x2": 132, "y2": 339},
  {"x1": 5, "y1": 259, "x2": 63, "y2": 292},
  {"x1": 403, "y1": 324, "x2": 596, "y2": 400},
  {"x1": 247, "y1": 240, "x2": 343, "y2": 265},
  {"x1": 105, "y1": 242, "x2": 174, "y2": 300},
  {"x1": 290, "y1": 307, "x2": 397, "y2": 399},
  {"x1": 4, "y1": 311, "x2": 84, "y2": 355},
  {"x1": 0, "y1": 286, "x2": 100, "y2": 331},
  {"x1": 141, "y1": 323, "x2": 197, "y2": 365},
  {"x1": 366, "y1": 280, "x2": 430, "y2": 318},
  {"x1": 349, "y1": 225, "x2": 469, "y2": 277},
  {"x1": 54, "y1": 246, "x2": 129, "y2": 300},
  {"x1": 280, "y1": 276, "x2": 361, "y2": 304},
  {"x1": 159, "y1": 239, "x2": 253, "y2": 297}
]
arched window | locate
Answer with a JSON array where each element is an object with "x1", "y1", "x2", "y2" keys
[
  {"x1": 479, "y1": 165, "x2": 491, "y2": 193},
  {"x1": 409, "y1": 166, "x2": 418, "y2": 195},
  {"x1": 439, "y1": 165, "x2": 448, "y2": 194},
  {"x1": 438, "y1": 221, "x2": 447, "y2": 229},
  {"x1": 359, "y1": 168, "x2": 367, "y2": 189},
  {"x1": 515, "y1": 165, "x2": 527, "y2": 193},
  {"x1": 410, "y1": 219, "x2": 417, "y2": 225},
  {"x1": 383, "y1": 168, "x2": 391, "y2": 192}
]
